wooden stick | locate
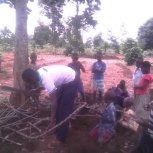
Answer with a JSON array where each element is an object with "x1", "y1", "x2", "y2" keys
[
  {"x1": 0, "y1": 112, "x2": 38, "y2": 128},
  {"x1": 31, "y1": 103, "x2": 87, "y2": 139},
  {"x1": 28, "y1": 122, "x2": 42, "y2": 133},
  {"x1": 2, "y1": 102, "x2": 39, "y2": 120},
  {"x1": 0, "y1": 136, "x2": 22, "y2": 146},
  {"x1": 5, "y1": 103, "x2": 86, "y2": 139},
  {"x1": 76, "y1": 114, "x2": 101, "y2": 118}
]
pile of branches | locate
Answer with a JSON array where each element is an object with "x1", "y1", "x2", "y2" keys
[{"x1": 0, "y1": 98, "x2": 86, "y2": 146}]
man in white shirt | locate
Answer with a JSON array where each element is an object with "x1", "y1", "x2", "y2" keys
[{"x1": 22, "y1": 65, "x2": 77, "y2": 142}]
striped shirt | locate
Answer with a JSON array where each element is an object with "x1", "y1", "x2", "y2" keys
[{"x1": 148, "y1": 109, "x2": 153, "y2": 138}]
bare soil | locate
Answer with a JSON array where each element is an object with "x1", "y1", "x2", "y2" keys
[{"x1": 0, "y1": 52, "x2": 151, "y2": 153}]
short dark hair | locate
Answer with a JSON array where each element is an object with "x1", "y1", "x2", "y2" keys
[
  {"x1": 22, "y1": 68, "x2": 39, "y2": 83},
  {"x1": 72, "y1": 53, "x2": 78, "y2": 56},
  {"x1": 30, "y1": 52, "x2": 37, "y2": 58},
  {"x1": 96, "y1": 51, "x2": 102, "y2": 56},
  {"x1": 142, "y1": 61, "x2": 151, "y2": 68}
]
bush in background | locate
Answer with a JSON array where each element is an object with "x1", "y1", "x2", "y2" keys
[
  {"x1": 125, "y1": 47, "x2": 142, "y2": 65},
  {"x1": 143, "y1": 50, "x2": 153, "y2": 57}
]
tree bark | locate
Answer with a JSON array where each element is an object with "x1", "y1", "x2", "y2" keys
[{"x1": 12, "y1": 0, "x2": 29, "y2": 106}]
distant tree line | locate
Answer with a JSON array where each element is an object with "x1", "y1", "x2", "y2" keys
[{"x1": 0, "y1": 1, "x2": 153, "y2": 61}]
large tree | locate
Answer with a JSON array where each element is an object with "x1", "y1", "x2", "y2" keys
[
  {"x1": 107, "y1": 30, "x2": 120, "y2": 53},
  {"x1": 66, "y1": 0, "x2": 101, "y2": 52},
  {"x1": 39, "y1": 0, "x2": 65, "y2": 46},
  {"x1": 0, "y1": 0, "x2": 31, "y2": 104},
  {"x1": 138, "y1": 17, "x2": 153, "y2": 50},
  {"x1": 40, "y1": 0, "x2": 101, "y2": 52},
  {"x1": 0, "y1": 0, "x2": 62, "y2": 105}
]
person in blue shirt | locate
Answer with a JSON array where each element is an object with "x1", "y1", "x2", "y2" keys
[{"x1": 92, "y1": 52, "x2": 106, "y2": 101}]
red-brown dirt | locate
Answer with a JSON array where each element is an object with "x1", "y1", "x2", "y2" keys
[
  {"x1": 0, "y1": 52, "x2": 135, "y2": 95},
  {"x1": 0, "y1": 52, "x2": 152, "y2": 153}
]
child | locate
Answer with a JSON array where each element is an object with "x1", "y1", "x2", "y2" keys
[
  {"x1": 119, "y1": 97, "x2": 136, "y2": 123},
  {"x1": 28, "y1": 52, "x2": 39, "y2": 71},
  {"x1": 134, "y1": 61, "x2": 152, "y2": 120},
  {"x1": 114, "y1": 80, "x2": 129, "y2": 107},
  {"x1": 123, "y1": 97, "x2": 134, "y2": 111},
  {"x1": 26, "y1": 52, "x2": 40, "y2": 107},
  {"x1": 92, "y1": 52, "x2": 106, "y2": 101},
  {"x1": 68, "y1": 53, "x2": 85, "y2": 101},
  {"x1": 89, "y1": 88, "x2": 116, "y2": 143}
]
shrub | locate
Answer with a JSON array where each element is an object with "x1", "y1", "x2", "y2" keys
[
  {"x1": 64, "y1": 46, "x2": 73, "y2": 56},
  {"x1": 121, "y1": 38, "x2": 137, "y2": 54},
  {"x1": 125, "y1": 47, "x2": 142, "y2": 65},
  {"x1": 143, "y1": 50, "x2": 153, "y2": 57}
]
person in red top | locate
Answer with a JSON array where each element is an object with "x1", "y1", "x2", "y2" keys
[{"x1": 134, "y1": 61, "x2": 152, "y2": 120}]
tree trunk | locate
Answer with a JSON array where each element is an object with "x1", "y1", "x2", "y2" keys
[{"x1": 12, "y1": 0, "x2": 29, "y2": 106}]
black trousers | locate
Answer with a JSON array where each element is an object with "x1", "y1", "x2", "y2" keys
[{"x1": 55, "y1": 80, "x2": 77, "y2": 142}]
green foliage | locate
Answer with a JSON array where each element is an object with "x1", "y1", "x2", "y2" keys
[
  {"x1": 33, "y1": 25, "x2": 52, "y2": 48},
  {"x1": 143, "y1": 50, "x2": 153, "y2": 57},
  {"x1": 138, "y1": 17, "x2": 153, "y2": 50},
  {"x1": 107, "y1": 31, "x2": 120, "y2": 53},
  {"x1": 121, "y1": 38, "x2": 138, "y2": 54},
  {"x1": 93, "y1": 33, "x2": 103, "y2": 48},
  {"x1": 64, "y1": 0, "x2": 100, "y2": 53},
  {"x1": 0, "y1": 27, "x2": 15, "y2": 52},
  {"x1": 64, "y1": 45, "x2": 73, "y2": 55},
  {"x1": 39, "y1": 0, "x2": 65, "y2": 45},
  {"x1": 85, "y1": 37, "x2": 93, "y2": 48},
  {"x1": 64, "y1": 25, "x2": 84, "y2": 54},
  {"x1": 125, "y1": 47, "x2": 142, "y2": 65}
]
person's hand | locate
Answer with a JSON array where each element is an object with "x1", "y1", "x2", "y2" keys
[
  {"x1": 135, "y1": 117, "x2": 146, "y2": 126},
  {"x1": 123, "y1": 114, "x2": 130, "y2": 121},
  {"x1": 27, "y1": 87, "x2": 44, "y2": 96},
  {"x1": 37, "y1": 87, "x2": 45, "y2": 92},
  {"x1": 143, "y1": 104, "x2": 151, "y2": 111}
]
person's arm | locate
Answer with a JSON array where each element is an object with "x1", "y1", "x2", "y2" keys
[
  {"x1": 49, "y1": 90, "x2": 57, "y2": 125},
  {"x1": 136, "y1": 118, "x2": 153, "y2": 131},
  {"x1": 91, "y1": 63, "x2": 96, "y2": 73},
  {"x1": 91, "y1": 63, "x2": 102, "y2": 73},
  {"x1": 99, "y1": 63, "x2": 106, "y2": 73},
  {"x1": 27, "y1": 86, "x2": 45, "y2": 96},
  {"x1": 79, "y1": 62, "x2": 85, "y2": 73},
  {"x1": 135, "y1": 79, "x2": 149, "y2": 90},
  {"x1": 101, "y1": 66, "x2": 106, "y2": 73}
]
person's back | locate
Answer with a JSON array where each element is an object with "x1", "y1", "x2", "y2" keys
[{"x1": 38, "y1": 65, "x2": 76, "y2": 92}]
